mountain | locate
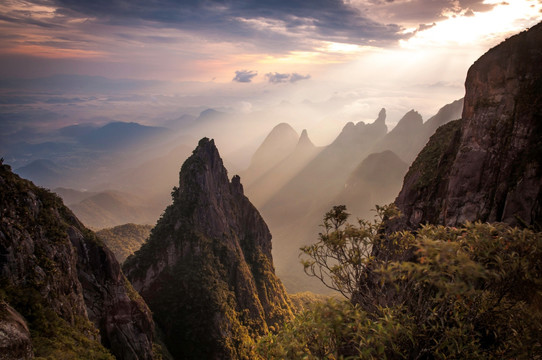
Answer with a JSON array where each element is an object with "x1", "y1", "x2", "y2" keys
[
  {"x1": 97, "y1": 224, "x2": 152, "y2": 263},
  {"x1": 123, "y1": 138, "x2": 293, "y2": 359},
  {"x1": 0, "y1": 162, "x2": 157, "y2": 359},
  {"x1": 371, "y1": 100, "x2": 463, "y2": 164},
  {"x1": 422, "y1": 98, "x2": 464, "y2": 138},
  {"x1": 245, "y1": 129, "x2": 321, "y2": 207},
  {"x1": 370, "y1": 110, "x2": 423, "y2": 163},
  {"x1": 15, "y1": 159, "x2": 70, "y2": 189},
  {"x1": 67, "y1": 190, "x2": 163, "y2": 229},
  {"x1": 242, "y1": 122, "x2": 300, "y2": 187},
  {"x1": 262, "y1": 109, "x2": 388, "y2": 224},
  {"x1": 79, "y1": 122, "x2": 168, "y2": 150},
  {"x1": 333, "y1": 150, "x2": 409, "y2": 219},
  {"x1": 54, "y1": 187, "x2": 98, "y2": 204},
  {"x1": 395, "y1": 22, "x2": 542, "y2": 229}
]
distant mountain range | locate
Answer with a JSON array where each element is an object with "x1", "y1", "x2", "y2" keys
[{"x1": 245, "y1": 99, "x2": 462, "y2": 292}]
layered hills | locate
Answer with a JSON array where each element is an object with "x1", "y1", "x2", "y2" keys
[
  {"x1": 0, "y1": 161, "x2": 156, "y2": 359},
  {"x1": 97, "y1": 224, "x2": 152, "y2": 263},
  {"x1": 396, "y1": 22, "x2": 542, "y2": 228},
  {"x1": 246, "y1": 100, "x2": 461, "y2": 291},
  {"x1": 123, "y1": 138, "x2": 293, "y2": 359}
]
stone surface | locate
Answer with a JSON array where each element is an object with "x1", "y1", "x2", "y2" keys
[
  {"x1": 395, "y1": 22, "x2": 542, "y2": 228},
  {"x1": 0, "y1": 302, "x2": 33, "y2": 360},
  {"x1": 124, "y1": 138, "x2": 292, "y2": 359},
  {"x1": 0, "y1": 162, "x2": 155, "y2": 359}
]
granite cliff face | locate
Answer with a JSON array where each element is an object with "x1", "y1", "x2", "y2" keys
[
  {"x1": 123, "y1": 138, "x2": 292, "y2": 359},
  {"x1": 396, "y1": 23, "x2": 542, "y2": 228},
  {"x1": 0, "y1": 162, "x2": 155, "y2": 359}
]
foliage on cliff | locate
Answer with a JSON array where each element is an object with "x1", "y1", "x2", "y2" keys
[
  {"x1": 123, "y1": 138, "x2": 292, "y2": 359},
  {"x1": 96, "y1": 223, "x2": 152, "y2": 263},
  {"x1": 258, "y1": 206, "x2": 542, "y2": 359},
  {"x1": 0, "y1": 162, "x2": 157, "y2": 359}
]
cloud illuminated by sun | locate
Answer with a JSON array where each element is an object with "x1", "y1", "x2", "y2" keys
[{"x1": 402, "y1": 0, "x2": 542, "y2": 49}]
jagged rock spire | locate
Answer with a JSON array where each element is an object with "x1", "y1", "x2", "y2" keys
[{"x1": 124, "y1": 138, "x2": 292, "y2": 359}]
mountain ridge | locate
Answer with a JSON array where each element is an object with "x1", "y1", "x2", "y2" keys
[
  {"x1": 123, "y1": 138, "x2": 292, "y2": 359},
  {"x1": 395, "y1": 22, "x2": 542, "y2": 228}
]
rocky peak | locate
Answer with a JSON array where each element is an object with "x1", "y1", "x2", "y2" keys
[
  {"x1": 334, "y1": 109, "x2": 387, "y2": 149},
  {"x1": 124, "y1": 138, "x2": 292, "y2": 359},
  {"x1": 393, "y1": 110, "x2": 423, "y2": 133},
  {"x1": 375, "y1": 108, "x2": 386, "y2": 126},
  {"x1": 395, "y1": 22, "x2": 542, "y2": 228},
  {"x1": 297, "y1": 129, "x2": 315, "y2": 150},
  {"x1": 242, "y1": 123, "x2": 299, "y2": 186}
]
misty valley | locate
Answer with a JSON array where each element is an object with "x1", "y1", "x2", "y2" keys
[{"x1": 1, "y1": 20, "x2": 542, "y2": 360}]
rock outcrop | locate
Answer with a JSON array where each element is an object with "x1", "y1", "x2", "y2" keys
[
  {"x1": 395, "y1": 22, "x2": 542, "y2": 228},
  {"x1": 0, "y1": 302, "x2": 33, "y2": 360},
  {"x1": 0, "y1": 162, "x2": 156, "y2": 359},
  {"x1": 371, "y1": 100, "x2": 463, "y2": 164},
  {"x1": 123, "y1": 138, "x2": 293, "y2": 359}
]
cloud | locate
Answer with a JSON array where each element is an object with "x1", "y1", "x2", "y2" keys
[
  {"x1": 266, "y1": 72, "x2": 311, "y2": 84},
  {"x1": 266, "y1": 72, "x2": 290, "y2": 83},
  {"x1": 46, "y1": 0, "x2": 408, "y2": 50},
  {"x1": 233, "y1": 70, "x2": 258, "y2": 83},
  {"x1": 289, "y1": 73, "x2": 311, "y2": 83},
  {"x1": 365, "y1": 0, "x2": 496, "y2": 25},
  {"x1": 418, "y1": 23, "x2": 436, "y2": 32}
]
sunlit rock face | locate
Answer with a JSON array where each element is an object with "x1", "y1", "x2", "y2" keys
[
  {"x1": 123, "y1": 138, "x2": 292, "y2": 360},
  {"x1": 395, "y1": 22, "x2": 542, "y2": 228}
]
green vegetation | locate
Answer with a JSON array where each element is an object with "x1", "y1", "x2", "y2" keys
[
  {"x1": 96, "y1": 223, "x2": 152, "y2": 263},
  {"x1": 409, "y1": 119, "x2": 462, "y2": 192},
  {"x1": 0, "y1": 285, "x2": 113, "y2": 360},
  {"x1": 257, "y1": 205, "x2": 542, "y2": 359},
  {"x1": 288, "y1": 292, "x2": 332, "y2": 314}
]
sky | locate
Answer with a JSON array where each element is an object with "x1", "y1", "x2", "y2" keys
[{"x1": 0, "y1": 0, "x2": 541, "y2": 140}]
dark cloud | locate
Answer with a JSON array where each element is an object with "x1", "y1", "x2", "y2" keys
[
  {"x1": 45, "y1": 0, "x2": 408, "y2": 50},
  {"x1": 266, "y1": 72, "x2": 311, "y2": 83},
  {"x1": 233, "y1": 70, "x2": 257, "y2": 83}
]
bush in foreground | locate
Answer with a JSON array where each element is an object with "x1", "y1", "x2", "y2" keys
[{"x1": 257, "y1": 206, "x2": 542, "y2": 359}]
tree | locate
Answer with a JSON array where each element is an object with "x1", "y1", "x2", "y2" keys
[
  {"x1": 259, "y1": 206, "x2": 542, "y2": 359},
  {"x1": 300, "y1": 204, "x2": 412, "y2": 306}
]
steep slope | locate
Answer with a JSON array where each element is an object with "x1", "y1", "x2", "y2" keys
[
  {"x1": 246, "y1": 129, "x2": 321, "y2": 207},
  {"x1": 262, "y1": 109, "x2": 387, "y2": 223},
  {"x1": 242, "y1": 123, "x2": 299, "y2": 187},
  {"x1": 371, "y1": 99, "x2": 463, "y2": 164},
  {"x1": 0, "y1": 162, "x2": 156, "y2": 359},
  {"x1": 333, "y1": 150, "x2": 409, "y2": 219},
  {"x1": 97, "y1": 224, "x2": 152, "y2": 263},
  {"x1": 395, "y1": 22, "x2": 542, "y2": 228},
  {"x1": 371, "y1": 110, "x2": 424, "y2": 163},
  {"x1": 422, "y1": 98, "x2": 463, "y2": 138},
  {"x1": 123, "y1": 138, "x2": 292, "y2": 359}
]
